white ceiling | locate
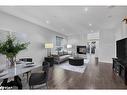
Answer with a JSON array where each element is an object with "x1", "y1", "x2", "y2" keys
[{"x1": 0, "y1": 6, "x2": 127, "y2": 36}]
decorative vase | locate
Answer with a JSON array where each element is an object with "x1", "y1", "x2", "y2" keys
[
  {"x1": 6, "y1": 57, "x2": 16, "y2": 68},
  {"x1": 9, "y1": 58, "x2": 15, "y2": 67}
]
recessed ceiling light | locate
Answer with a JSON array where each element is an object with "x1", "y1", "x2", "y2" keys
[
  {"x1": 89, "y1": 23, "x2": 92, "y2": 26},
  {"x1": 46, "y1": 20, "x2": 50, "y2": 24},
  {"x1": 82, "y1": 7, "x2": 88, "y2": 14},
  {"x1": 84, "y1": 7, "x2": 88, "y2": 12}
]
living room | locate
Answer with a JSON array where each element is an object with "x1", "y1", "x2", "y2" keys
[{"x1": 0, "y1": 5, "x2": 127, "y2": 91}]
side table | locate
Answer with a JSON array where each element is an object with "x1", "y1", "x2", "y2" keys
[{"x1": 44, "y1": 56, "x2": 54, "y2": 67}]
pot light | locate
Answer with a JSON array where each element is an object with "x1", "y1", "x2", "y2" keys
[
  {"x1": 46, "y1": 20, "x2": 50, "y2": 24},
  {"x1": 89, "y1": 23, "x2": 92, "y2": 26},
  {"x1": 84, "y1": 7, "x2": 88, "y2": 12}
]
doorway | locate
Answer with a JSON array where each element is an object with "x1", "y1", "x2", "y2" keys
[
  {"x1": 87, "y1": 41, "x2": 96, "y2": 54},
  {"x1": 87, "y1": 40, "x2": 99, "y2": 64}
]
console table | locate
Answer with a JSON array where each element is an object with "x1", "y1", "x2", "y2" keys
[
  {"x1": 112, "y1": 58, "x2": 127, "y2": 85},
  {"x1": 44, "y1": 57, "x2": 54, "y2": 67}
]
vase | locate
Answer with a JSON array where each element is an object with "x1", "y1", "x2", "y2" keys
[
  {"x1": 9, "y1": 58, "x2": 15, "y2": 67},
  {"x1": 6, "y1": 57, "x2": 16, "y2": 68}
]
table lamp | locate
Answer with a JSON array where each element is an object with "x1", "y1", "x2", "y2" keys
[
  {"x1": 67, "y1": 44, "x2": 72, "y2": 49},
  {"x1": 45, "y1": 43, "x2": 53, "y2": 56}
]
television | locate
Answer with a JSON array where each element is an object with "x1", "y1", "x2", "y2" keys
[
  {"x1": 117, "y1": 38, "x2": 127, "y2": 60},
  {"x1": 77, "y1": 46, "x2": 86, "y2": 54}
]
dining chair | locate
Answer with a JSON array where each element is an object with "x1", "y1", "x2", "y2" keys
[{"x1": 29, "y1": 61, "x2": 49, "y2": 89}]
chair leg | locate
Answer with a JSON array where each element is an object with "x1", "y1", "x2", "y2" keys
[
  {"x1": 46, "y1": 82, "x2": 48, "y2": 89},
  {"x1": 29, "y1": 86, "x2": 31, "y2": 89},
  {"x1": 29, "y1": 85, "x2": 34, "y2": 89},
  {"x1": 27, "y1": 71, "x2": 31, "y2": 82},
  {"x1": 27, "y1": 72, "x2": 29, "y2": 82}
]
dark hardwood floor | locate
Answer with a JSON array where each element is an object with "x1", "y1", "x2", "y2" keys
[
  {"x1": 48, "y1": 55, "x2": 127, "y2": 89},
  {"x1": 1, "y1": 55, "x2": 127, "y2": 89}
]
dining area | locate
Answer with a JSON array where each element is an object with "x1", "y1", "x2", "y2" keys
[
  {"x1": 0, "y1": 32, "x2": 50, "y2": 90},
  {"x1": 0, "y1": 58, "x2": 49, "y2": 90}
]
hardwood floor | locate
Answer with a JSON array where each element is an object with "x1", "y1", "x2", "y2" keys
[
  {"x1": 1, "y1": 55, "x2": 127, "y2": 89},
  {"x1": 48, "y1": 55, "x2": 127, "y2": 89}
]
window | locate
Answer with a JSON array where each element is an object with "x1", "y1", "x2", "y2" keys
[
  {"x1": 56, "y1": 36, "x2": 63, "y2": 46},
  {"x1": 56, "y1": 36, "x2": 64, "y2": 51}
]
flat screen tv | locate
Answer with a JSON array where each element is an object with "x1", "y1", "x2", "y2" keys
[
  {"x1": 117, "y1": 38, "x2": 127, "y2": 60},
  {"x1": 77, "y1": 46, "x2": 86, "y2": 54}
]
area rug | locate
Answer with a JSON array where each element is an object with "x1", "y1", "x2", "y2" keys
[{"x1": 57, "y1": 59, "x2": 89, "y2": 73}]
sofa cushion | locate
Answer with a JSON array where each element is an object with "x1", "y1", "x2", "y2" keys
[
  {"x1": 63, "y1": 51, "x2": 68, "y2": 55},
  {"x1": 58, "y1": 52, "x2": 63, "y2": 56},
  {"x1": 59, "y1": 55, "x2": 71, "y2": 60},
  {"x1": 68, "y1": 51, "x2": 72, "y2": 55}
]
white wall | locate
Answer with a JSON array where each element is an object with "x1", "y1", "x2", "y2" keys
[
  {"x1": 115, "y1": 23, "x2": 127, "y2": 41},
  {"x1": 87, "y1": 32, "x2": 100, "y2": 41},
  {"x1": 68, "y1": 32, "x2": 87, "y2": 46},
  {"x1": 0, "y1": 11, "x2": 67, "y2": 65},
  {"x1": 98, "y1": 29, "x2": 115, "y2": 63},
  {"x1": 122, "y1": 22, "x2": 127, "y2": 38}
]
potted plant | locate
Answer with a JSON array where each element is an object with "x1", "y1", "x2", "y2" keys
[{"x1": 0, "y1": 34, "x2": 29, "y2": 67}]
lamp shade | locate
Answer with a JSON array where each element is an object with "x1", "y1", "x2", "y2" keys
[
  {"x1": 67, "y1": 44, "x2": 72, "y2": 48},
  {"x1": 45, "y1": 43, "x2": 53, "y2": 48}
]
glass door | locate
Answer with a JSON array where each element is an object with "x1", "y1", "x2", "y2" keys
[{"x1": 87, "y1": 41, "x2": 96, "y2": 54}]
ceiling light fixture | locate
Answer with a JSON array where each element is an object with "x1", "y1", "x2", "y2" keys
[
  {"x1": 46, "y1": 20, "x2": 50, "y2": 24},
  {"x1": 84, "y1": 7, "x2": 88, "y2": 12},
  {"x1": 89, "y1": 23, "x2": 92, "y2": 26}
]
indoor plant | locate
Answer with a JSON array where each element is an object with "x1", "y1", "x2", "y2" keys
[{"x1": 0, "y1": 34, "x2": 29, "y2": 67}]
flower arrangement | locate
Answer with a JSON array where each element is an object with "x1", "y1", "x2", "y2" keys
[{"x1": 0, "y1": 34, "x2": 29, "y2": 66}]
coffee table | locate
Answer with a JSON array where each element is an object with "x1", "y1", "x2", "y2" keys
[{"x1": 69, "y1": 57, "x2": 84, "y2": 66}]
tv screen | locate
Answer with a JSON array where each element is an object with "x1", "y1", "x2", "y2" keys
[
  {"x1": 77, "y1": 46, "x2": 86, "y2": 54},
  {"x1": 116, "y1": 38, "x2": 127, "y2": 60}
]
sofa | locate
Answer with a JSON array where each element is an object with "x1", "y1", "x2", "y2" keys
[{"x1": 52, "y1": 51, "x2": 71, "y2": 64}]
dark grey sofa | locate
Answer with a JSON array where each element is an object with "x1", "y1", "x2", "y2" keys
[{"x1": 52, "y1": 52, "x2": 71, "y2": 64}]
